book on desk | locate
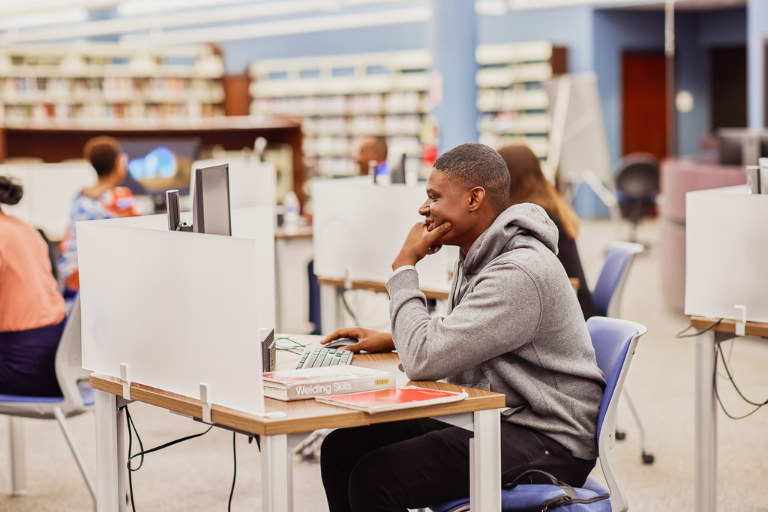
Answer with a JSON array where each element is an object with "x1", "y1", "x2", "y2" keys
[
  {"x1": 316, "y1": 386, "x2": 468, "y2": 413},
  {"x1": 263, "y1": 365, "x2": 395, "y2": 401}
]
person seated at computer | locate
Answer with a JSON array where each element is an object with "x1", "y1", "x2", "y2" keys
[
  {"x1": 0, "y1": 176, "x2": 66, "y2": 397},
  {"x1": 354, "y1": 135, "x2": 388, "y2": 177},
  {"x1": 320, "y1": 143, "x2": 605, "y2": 512},
  {"x1": 498, "y1": 143, "x2": 597, "y2": 319},
  {"x1": 59, "y1": 136, "x2": 140, "y2": 294}
]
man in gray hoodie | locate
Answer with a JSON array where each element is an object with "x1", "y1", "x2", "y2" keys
[{"x1": 321, "y1": 143, "x2": 605, "y2": 512}]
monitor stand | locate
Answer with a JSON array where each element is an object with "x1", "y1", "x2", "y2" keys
[{"x1": 166, "y1": 190, "x2": 193, "y2": 232}]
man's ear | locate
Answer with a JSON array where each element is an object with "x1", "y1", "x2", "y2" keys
[{"x1": 468, "y1": 187, "x2": 486, "y2": 212}]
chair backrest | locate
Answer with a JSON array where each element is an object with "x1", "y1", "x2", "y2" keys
[
  {"x1": 614, "y1": 154, "x2": 660, "y2": 199},
  {"x1": 592, "y1": 242, "x2": 643, "y2": 318},
  {"x1": 54, "y1": 295, "x2": 91, "y2": 413},
  {"x1": 587, "y1": 317, "x2": 646, "y2": 512}
]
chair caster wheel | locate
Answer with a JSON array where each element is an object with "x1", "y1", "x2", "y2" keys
[
  {"x1": 642, "y1": 453, "x2": 655, "y2": 465},
  {"x1": 615, "y1": 430, "x2": 626, "y2": 441}
]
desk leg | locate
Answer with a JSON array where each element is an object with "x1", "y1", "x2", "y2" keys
[
  {"x1": 261, "y1": 435, "x2": 293, "y2": 512},
  {"x1": 695, "y1": 331, "x2": 717, "y2": 512},
  {"x1": 470, "y1": 409, "x2": 501, "y2": 512},
  {"x1": 95, "y1": 390, "x2": 126, "y2": 512}
]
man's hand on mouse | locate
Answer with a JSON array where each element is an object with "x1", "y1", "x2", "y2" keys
[
  {"x1": 392, "y1": 221, "x2": 452, "y2": 270},
  {"x1": 321, "y1": 328, "x2": 395, "y2": 353}
]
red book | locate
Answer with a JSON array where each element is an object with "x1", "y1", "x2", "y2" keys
[{"x1": 315, "y1": 386, "x2": 467, "y2": 414}]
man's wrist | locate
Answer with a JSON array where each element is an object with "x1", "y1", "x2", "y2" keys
[{"x1": 392, "y1": 254, "x2": 417, "y2": 270}]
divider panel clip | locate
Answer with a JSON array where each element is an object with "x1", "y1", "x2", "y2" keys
[
  {"x1": 344, "y1": 267, "x2": 352, "y2": 290},
  {"x1": 200, "y1": 383, "x2": 212, "y2": 423},
  {"x1": 735, "y1": 305, "x2": 747, "y2": 336},
  {"x1": 120, "y1": 363, "x2": 131, "y2": 400}
]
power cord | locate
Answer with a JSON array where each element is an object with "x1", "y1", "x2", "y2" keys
[
  {"x1": 675, "y1": 318, "x2": 723, "y2": 338},
  {"x1": 714, "y1": 341, "x2": 768, "y2": 419},
  {"x1": 675, "y1": 318, "x2": 768, "y2": 418},
  {"x1": 122, "y1": 405, "x2": 213, "y2": 512},
  {"x1": 341, "y1": 290, "x2": 359, "y2": 325},
  {"x1": 229, "y1": 433, "x2": 237, "y2": 512},
  {"x1": 275, "y1": 336, "x2": 307, "y2": 355}
]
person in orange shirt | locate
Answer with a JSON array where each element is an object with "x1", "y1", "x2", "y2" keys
[
  {"x1": 0, "y1": 176, "x2": 67, "y2": 396},
  {"x1": 58, "y1": 136, "x2": 140, "y2": 294}
]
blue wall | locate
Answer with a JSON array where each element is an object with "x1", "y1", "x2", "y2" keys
[
  {"x1": 676, "y1": 12, "x2": 709, "y2": 159},
  {"x1": 593, "y1": 9, "x2": 666, "y2": 163},
  {"x1": 430, "y1": 0, "x2": 478, "y2": 152},
  {"x1": 678, "y1": 9, "x2": 747, "y2": 156},
  {"x1": 699, "y1": 7, "x2": 747, "y2": 46},
  {"x1": 748, "y1": 0, "x2": 768, "y2": 129},
  {"x1": 215, "y1": 3, "x2": 749, "y2": 161},
  {"x1": 477, "y1": 6, "x2": 595, "y2": 73},
  {"x1": 223, "y1": 20, "x2": 427, "y2": 73}
]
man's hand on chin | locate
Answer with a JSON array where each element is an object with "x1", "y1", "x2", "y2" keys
[{"x1": 392, "y1": 221, "x2": 452, "y2": 270}]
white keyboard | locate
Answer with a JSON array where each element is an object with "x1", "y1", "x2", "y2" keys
[{"x1": 295, "y1": 347, "x2": 353, "y2": 370}]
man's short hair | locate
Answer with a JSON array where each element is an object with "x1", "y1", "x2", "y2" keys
[
  {"x1": 433, "y1": 143, "x2": 511, "y2": 213},
  {"x1": 84, "y1": 136, "x2": 121, "y2": 177}
]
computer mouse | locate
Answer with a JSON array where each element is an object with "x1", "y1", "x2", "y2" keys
[{"x1": 324, "y1": 337, "x2": 358, "y2": 349}]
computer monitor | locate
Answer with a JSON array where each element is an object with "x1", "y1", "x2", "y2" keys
[
  {"x1": 718, "y1": 131, "x2": 744, "y2": 165},
  {"x1": 390, "y1": 153, "x2": 406, "y2": 185},
  {"x1": 118, "y1": 138, "x2": 200, "y2": 196},
  {"x1": 193, "y1": 164, "x2": 231, "y2": 236},
  {"x1": 167, "y1": 163, "x2": 231, "y2": 236},
  {"x1": 717, "y1": 129, "x2": 768, "y2": 166}
]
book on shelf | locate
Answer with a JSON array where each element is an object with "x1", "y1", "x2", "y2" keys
[
  {"x1": 262, "y1": 365, "x2": 395, "y2": 401},
  {"x1": 316, "y1": 386, "x2": 468, "y2": 414}
]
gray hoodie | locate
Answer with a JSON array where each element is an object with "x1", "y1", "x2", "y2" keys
[{"x1": 386, "y1": 203, "x2": 605, "y2": 460}]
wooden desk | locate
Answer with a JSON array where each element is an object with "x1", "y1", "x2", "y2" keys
[
  {"x1": 90, "y1": 337, "x2": 505, "y2": 512},
  {"x1": 319, "y1": 276, "x2": 580, "y2": 301},
  {"x1": 689, "y1": 316, "x2": 768, "y2": 512},
  {"x1": 275, "y1": 225, "x2": 313, "y2": 240},
  {"x1": 318, "y1": 275, "x2": 581, "y2": 335},
  {"x1": 317, "y1": 276, "x2": 450, "y2": 300}
]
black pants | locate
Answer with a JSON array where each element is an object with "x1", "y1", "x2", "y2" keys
[
  {"x1": 321, "y1": 418, "x2": 596, "y2": 512},
  {"x1": 0, "y1": 320, "x2": 64, "y2": 397}
]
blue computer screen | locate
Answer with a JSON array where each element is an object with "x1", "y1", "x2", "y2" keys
[{"x1": 118, "y1": 138, "x2": 200, "y2": 196}]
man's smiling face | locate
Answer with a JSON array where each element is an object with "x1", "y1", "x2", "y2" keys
[{"x1": 418, "y1": 168, "x2": 474, "y2": 248}]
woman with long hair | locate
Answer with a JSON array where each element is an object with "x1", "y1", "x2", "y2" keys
[{"x1": 498, "y1": 144, "x2": 596, "y2": 319}]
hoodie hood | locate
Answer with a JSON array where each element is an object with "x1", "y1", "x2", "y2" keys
[{"x1": 461, "y1": 203, "x2": 559, "y2": 274}]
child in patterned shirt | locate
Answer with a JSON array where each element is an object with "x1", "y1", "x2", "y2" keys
[{"x1": 58, "y1": 136, "x2": 140, "y2": 293}]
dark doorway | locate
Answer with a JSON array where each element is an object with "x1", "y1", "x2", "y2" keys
[
  {"x1": 622, "y1": 51, "x2": 668, "y2": 161},
  {"x1": 710, "y1": 46, "x2": 747, "y2": 131}
]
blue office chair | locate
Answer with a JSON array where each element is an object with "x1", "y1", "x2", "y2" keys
[
  {"x1": 0, "y1": 296, "x2": 96, "y2": 503},
  {"x1": 592, "y1": 242, "x2": 643, "y2": 319},
  {"x1": 592, "y1": 242, "x2": 653, "y2": 464},
  {"x1": 428, "y1": 317, "x2": 647, "y2": 512}
]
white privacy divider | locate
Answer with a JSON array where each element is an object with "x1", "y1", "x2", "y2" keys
[
  {"x1": 78, "y1": 207, "x2": 274, "y2": 416},
  {"x1": 312, "y1": 179, "x2": 451, "y2": 290},
  {"x1": 0, "y1": 162, "x2": 95, "y2": 240},
  {"x1": 191, "y1": 158, "x2": 276, "y2": 210},
  {"x1": 686, "y1": 185, "x2": 768, "y2": 323}
]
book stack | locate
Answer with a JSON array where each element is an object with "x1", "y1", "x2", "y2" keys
[{"x1": 263, "y1": 365, "x2": 395, "y2": 401}]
